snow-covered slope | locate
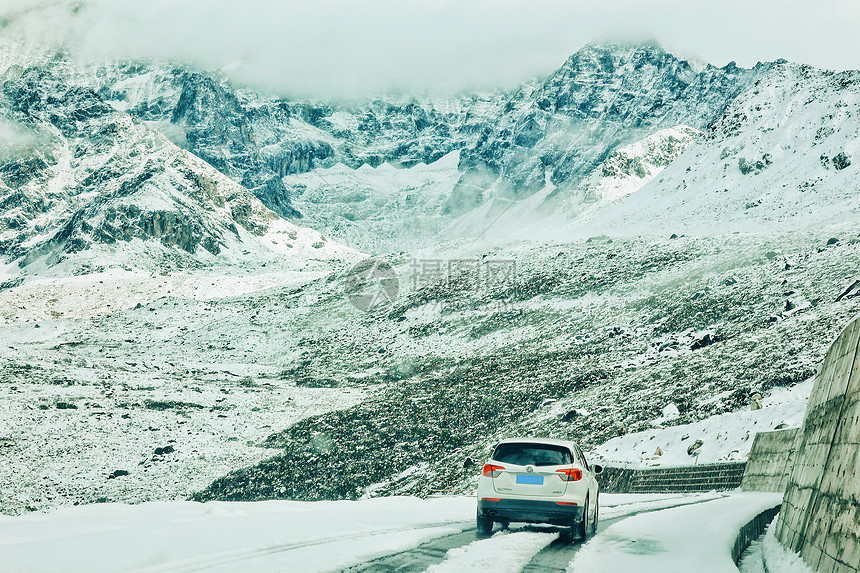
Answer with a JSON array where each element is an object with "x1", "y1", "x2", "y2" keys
[
  {"x1": 468, "y1": 124, "x2": 703, "y2": 240},
  {"x1": 581, "y1": 63, "x2": 859, "y2": 235},
  {"x1": 592, "y1": 379, "x2": 812, "y2": 468},
  {"x1": 286, "y1": 151, "x2": 462, "y2": 254},
  {"x1": 576, "y1": 125, "x2": 702, "y2": 204}
]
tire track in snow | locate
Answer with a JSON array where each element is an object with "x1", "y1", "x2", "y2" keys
[
  {"x1": 129, "y1": 520, "x2": 471, "y2": 573},
  {"x1": 341, "y1": 494, "x2": 727, "y2": 573},
  {"x1": 523, "y1": 493, "x2": 728, "y2": 572}
]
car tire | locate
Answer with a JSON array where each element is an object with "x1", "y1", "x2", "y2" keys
[
  {"x1": 476, "y1": 513, "x2": 494, "y2": 535},
  {"x1": 574, "y1": 495, "x2": 588, "y2": 540},
  {"x1": 590, "y1": 495, "x2": 599, "y2": 534}
]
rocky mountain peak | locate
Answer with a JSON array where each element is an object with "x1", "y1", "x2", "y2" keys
[
  {"x1": 565, "y1": 38, "x2": 679, "y2": 72},
  {"x1": 0, "y1": 64, "x2": 355, "y2": 276}
]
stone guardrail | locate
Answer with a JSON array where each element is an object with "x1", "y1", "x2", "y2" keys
[
  {"x1": 733, "y1": 503, "x2": 782, "y2": 564},
  {"x1": 598, "y1": 461, "x2": 747, "y2": 494}
]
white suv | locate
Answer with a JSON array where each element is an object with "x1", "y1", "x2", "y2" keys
[{"x1": 476, "y1": 438, "x2": 602, "y2": 537}]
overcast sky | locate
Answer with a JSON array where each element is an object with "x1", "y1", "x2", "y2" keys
[{"x1": 2, "y1": 0, "x2": 860, "y2": 99}]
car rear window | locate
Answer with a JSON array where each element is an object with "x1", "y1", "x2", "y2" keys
[{"x1": 492, "y1": 443, "x2": 573, "y2": 466}]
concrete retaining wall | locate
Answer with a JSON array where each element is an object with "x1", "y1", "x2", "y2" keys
[
  {"x1": 740, "y1": 428, "x2": 800, "y2": 492},
  {"x1": 775, "y1": 315, "x2": 860, "y2": 573},
  {"x1": 598, "y1": 462, "x2": 746, "y2": 494}
]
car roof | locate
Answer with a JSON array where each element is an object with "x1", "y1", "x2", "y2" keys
[{"x1": 494, "y1": 437, "x2": 579, "y2": 449}]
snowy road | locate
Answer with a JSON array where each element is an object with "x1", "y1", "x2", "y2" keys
[
  {"x1": 340, "y1": 519, "x2": 606, "y2": 573},
  {"x1": 0, "y1": 492, "x2": 778, "y2": 572},
  {"x1": 340, "y1": 493, "x2": 726, "y2": 573}
]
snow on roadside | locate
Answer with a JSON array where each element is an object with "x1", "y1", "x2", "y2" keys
[
  {"x1": 738, "y1": 516, "x2": 814, "y2": 573},
  {"x1": 592, "y1": 380, "x2": 812, "y2": 468},
  {"x1": 424, "y1": 531, "x2": 555, "y2": 573},
  {"x1": 0, "y1": 497, "x2": 473, "y2": 573},
  {"x1": 598, "y1": 492, "x2": 725, "y2": 519},
  {"x1": 568, "y1": 493, "x2": 784, "y2": 573}
]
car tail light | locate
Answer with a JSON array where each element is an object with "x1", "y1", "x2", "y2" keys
[
  {"x1": 556, "y1": 501, "x2": 578, "y2": 505},
  {"x1": 482, "y1": 464, "x2": 504, "y2": 478},
  {"x1": 556, "y1": 468, "x2": 582, "y2": 481}
]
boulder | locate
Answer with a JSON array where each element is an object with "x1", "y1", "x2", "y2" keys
[
  {"x1": 690, "y1": 333, "x2": 715, "y2": 350},
  {"x1": 833, "y1": 152, "x2": 851, "y2": 170},
  {"x1": 687, "y1": 439, "x2": 704, "y2": 456},
  {"x1": 661, "y1": 403, "x2": 680, "y2": 418}
]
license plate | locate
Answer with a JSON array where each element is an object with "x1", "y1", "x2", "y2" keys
[{"x1": 516, "y1": 474, "x2": 544, "y2": 485}]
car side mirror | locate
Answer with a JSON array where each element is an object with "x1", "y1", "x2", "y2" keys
[{"x1": 592, "y1": 464, "x2": 603, "y2": 475}]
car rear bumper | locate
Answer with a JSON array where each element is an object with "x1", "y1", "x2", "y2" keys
[{"x1": 477, "y1": 497, "x2": 583, "y2": 526}]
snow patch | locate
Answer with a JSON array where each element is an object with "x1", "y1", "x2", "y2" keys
[{"x1": 425, "y1": 531, "x2": 555, "y2": 573}]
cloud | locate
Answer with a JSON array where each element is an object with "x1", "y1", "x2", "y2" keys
[
  {"x1": 0, "y1": 118, "x2": 37, "y2": 161},
  {"x1": 2, "y1": 0, "x2": 860, "y2": 99}
]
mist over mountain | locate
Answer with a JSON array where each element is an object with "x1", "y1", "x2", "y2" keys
[{"x1": 3, "y1": 0, "x2": 860, "y2": 99}]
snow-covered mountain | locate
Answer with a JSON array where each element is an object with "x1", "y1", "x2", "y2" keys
[
  {"x1": 86, "y1": 59, "x2": 507, "y2": 224},
  {"x1": 450, "y1": 41, "x2": 768, "y2": 214},
  {"x1": 582, "y1": 62, "x2": 860, "y2": 235},
  {"x1": 0, "y1": 61, "x2": 357, "y2": 282},
  {"x1": 8, "y1": 40, "x2": 854, "y2": 255},
  {"x1": 2, "y1": 40, "x2": 781, "y2": 253}
]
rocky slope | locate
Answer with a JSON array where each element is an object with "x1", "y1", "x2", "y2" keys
[
  {"x1": 187, "y1": 227, "x2": 860, "y2": 502},
  {"x1": 579, "y1": 62, "x2": 860, "y2": 236},
  {"x1": 4, "y1": 217, "x2": 858, "y2": 513}
]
